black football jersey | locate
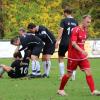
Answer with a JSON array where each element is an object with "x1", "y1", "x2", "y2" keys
[
  {"x1": 19, "y1": 34, "x2": 43, "y2": 51},
  {"x1": 35, "y1": 26, "x2": 56, "y2": 44},
  {"x1": 10, "y1": 59, "x2": 29, "y2": 76},
  {"x1": 60, "y1": 17, "x2": 78, "y2": 44},
  {"x1": 60, "y1": 17, "x2": 78, "y2": 36}
]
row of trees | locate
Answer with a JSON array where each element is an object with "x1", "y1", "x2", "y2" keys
[
  {"x1": 0, "y1": 0, "x2": 100, "y2": 39},
  {"x1": 0, "y1": 0, "x2": 4, "y2": 38}
]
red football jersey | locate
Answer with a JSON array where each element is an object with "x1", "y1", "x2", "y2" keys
[{"x1": 68, "y1": 26, "x2": 87, "y2": 60}]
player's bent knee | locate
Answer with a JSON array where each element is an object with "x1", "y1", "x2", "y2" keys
[
  {"x1": 42, "y1": 55, "x2": 51, "y2": 61},
  {"x1": 84, "y1": 69, "x2": 92, "y2": 76},
  {"x1": 67, "y1": 72, "x2": 72, "y2": 78},
  {"x1": 31, "y1": 55, "x2": 38, "y2": 60}
]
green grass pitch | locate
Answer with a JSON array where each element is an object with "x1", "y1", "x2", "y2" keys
[{"x1": 0, "y1": 58, "x2": 100, "y2": 100}]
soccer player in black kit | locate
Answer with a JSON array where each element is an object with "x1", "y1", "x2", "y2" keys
[
  {"x1": 55, "y1": 8, "x2": 78, "y2": 80},
  {"x1": 0, "y1": 52, "x2": 29, "y2": 78},
  {"x1": 10, "y1": 33, "x2": 44, "y2": 78},
  {"x1": 27, "y1": 23, "x2": 56, "y2": 78}
]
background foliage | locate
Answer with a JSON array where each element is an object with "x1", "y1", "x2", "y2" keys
[{"x1": 0, "y1": 0, "x2": 100, "y2": 39}]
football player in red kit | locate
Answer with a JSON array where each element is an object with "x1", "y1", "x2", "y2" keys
[{"x1": 57, "y1": 15, "x2": 100, "y2": 96}]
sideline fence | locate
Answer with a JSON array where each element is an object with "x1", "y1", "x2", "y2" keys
[{"x1": 0, "y1": 40, "x2": 100, "y2": 58}]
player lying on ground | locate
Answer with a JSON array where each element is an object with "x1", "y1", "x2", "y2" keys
[
  {"x1": 10, "y1": 34, "x2": 44, "y2": 78},
  {"x1": 0, "y1": 52, "x2": 30, "y2": 78}
]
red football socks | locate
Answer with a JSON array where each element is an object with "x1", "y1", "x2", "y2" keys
[
  {"x1": 86, "y1": 75, "x2": 95, "y2": 92},
  {"x1": 59, "y1": 74, "x2": 70, "y2": 90}
]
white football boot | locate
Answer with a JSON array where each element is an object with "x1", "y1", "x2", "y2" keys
[
  {"x1": 57, "y1": 90, "x2": 68, "y2": 96},
  {"x1": 92, "y1": 90, "x2": 100, "y2": 96}
]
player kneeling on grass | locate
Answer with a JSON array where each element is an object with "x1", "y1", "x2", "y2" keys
[{"x1": 0, "y1": 52, "x2": 29, "y2": 78}]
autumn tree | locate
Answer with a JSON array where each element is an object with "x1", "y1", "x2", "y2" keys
[
  {"x1": 1, "y1": 0, "x2": 100, "y2": 39},
  {"x1": 0, "y1": 0, "x2": 4, "y2": 39}
]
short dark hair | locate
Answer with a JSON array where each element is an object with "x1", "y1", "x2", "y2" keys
[
  {"x1": 13, "y1": 51, "x2": 22, "y2": 58},
  {"x1": 10, "y1": 36, "x2": 19, "y2": 45},
  {"x1": 64, "y1": 8, "x2": 72, "y2": 14},
  {"x1": 27, "y1": 23, "x2": 36, "y2": 29}
]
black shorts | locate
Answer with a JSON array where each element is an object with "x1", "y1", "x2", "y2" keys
[
  {"x1": 8, "y1": 70, "x2": 27, "y2": 78},
  {"x1": 42, "y1": 42, "x2": 55, "y2": 55},
  {"x1": 58, "y1": 42, "x2": 69, "y2": 57},
  {"x1": 31, "y1": 45, "x2": 43, "y2": 56}
]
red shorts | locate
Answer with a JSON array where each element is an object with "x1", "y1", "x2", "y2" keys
[{"x1": 67, "y1": 59, "x2": 90, "y2": 72}]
